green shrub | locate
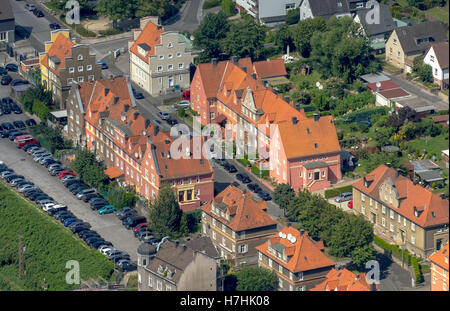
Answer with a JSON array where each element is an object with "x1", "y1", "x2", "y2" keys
[
  {"x1": 99, "y1": 28, "x2": 122, "y2": 36},
  {"x1": 285, "y1": 8, "x2": 300, "y2": 25},
  {"x1": 178, "y1": 107, "x2": 186, "y2": 118},
  {"x1": 203, "y1": 0, "x2": 221, "y2": 9},
  {"x1": 32, "y1": 100, "x2": 50, "y2": 121},
  {"x1": 74, "y1": 24, "x2": 97, "y2": 38},
  {"x1": 411, "y1": 257, "x2": 423, "y2": 284},
  {"x1": 324, "y1": 185, "x2": 353, "y2": 199}
]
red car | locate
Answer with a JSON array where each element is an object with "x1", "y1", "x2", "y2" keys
[
  {"x1": 347, "y1": 200, "x2": 353, "y2": 209},
  {"x1": 182, "y1": 90, "x2": 190, "y2": 101},
  {"x1": 133, "y1": 223, "x2": 148, "y2": 232},
  {"x1": 58, "y1": 171, "x2": 76, "y2": 179}
]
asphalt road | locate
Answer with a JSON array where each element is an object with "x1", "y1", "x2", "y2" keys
[{"x1": 164, "y1": 0, "x2": 205, "y2": 33}]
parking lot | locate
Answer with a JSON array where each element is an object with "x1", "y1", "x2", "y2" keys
[{"x1": 0, "y1": 137, "x2": 141, "y2": 261}]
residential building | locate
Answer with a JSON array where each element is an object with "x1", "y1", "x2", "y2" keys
[
  {"x1": 256, "y1": 226, "x2": 335, "y2": 291},
  {"x1": 410, "y1": 159, "x2": 444, "y2": 186},
  {"x1": 429, "y1": 244, "x2": 449, "y2": 291},
  {"x1": 352, "y1": 164, "x2": 449, "y2": 258},
  {"x1": 385, "y1": 21, "x2": 448, "y2": 73},
  {"x1": 432, "y1": 114, "x2": 449, "y2": 128},
  {"x1": 423, "y1": 42, "x2": 449, "y2": 90},
  {"x1": 191, "y1": 57, "x2": 342, "y2": 192},
  {"x1": 354, "y1": 4, "x2": 395, "y2": 53},
  {"x1": 137, "y1": 236, "x2": 220, "y2": 291},
  {"x1": 442, "y1": 150, "x2": 449, "y2": 169},
  {"x1": 129, "y1": 16, "x2": 194, "y2": 96},
  {"x1": 0, "y1": 0, "x2": 14, "y2": 43},
  {"x1": 20, "y1": 58, "x2": 40, "y2": 73},
  {"x1": 66, "y1": 76, "x2": 214, "y2": 211},
  {"x1": 299, "y1": 0, "x2": 351, "y2": 21},
  {"x1": 236, "y1": 0, "x2": 301, "y2": 26},
  {"x1": 310, "y1": 268, "x2": 374, "y2": 291},
  {"x1": 201, "y1": 185, "x2": 278, "y2": 267},
  {"x1": 39, "y1": 30, "x2": 102, "y2": 109}
]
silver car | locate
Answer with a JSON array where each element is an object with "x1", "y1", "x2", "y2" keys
[
  {"x1": 334, "y1": 192, "x2": 353, "y2": 203},
  {"x1": 18, "y1": 184, "x2": 39, "y2": 193}
]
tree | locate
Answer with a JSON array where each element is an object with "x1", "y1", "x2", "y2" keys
[
  {"x1": 179, "y1": 213, "x2": 189, "y2": 236},
  {"x1": 292, "y1": 17, "x2": 326, "y2": 57},
  {"x1": 95, "y1": 0, "x2": 135, "y2": 27},
  {"x1": 351, "y1": 244, "x2": 375, "y2": 270},
  {"x1": 222, "y1": 18, "x2": 267, "y2": 60},
  {"x1": 135, "y1": 0, "x2": 178, "y2": 19},
  {"x1": 32, "y1": 100, "x2": 50, "y2": 121},
  {"x1": 418, "y1": 64, "x2": 433, "y2": 83},
  {"x1": 273, "y1": 184, "x2": 295, "y2": 216},
  {"x1": 71, "y1": 149, "x2": 109, "y2": 189},
  {"x1": 274, "y1": 25, "x2": 294, "y2": 53},
  {"x1": 235, "y1": 267, "x2": 278, "y2": 291},
  {"x1": 285, "y1": 8, "x2": 300, "y2": 25},
  {"x1": 373, "y1": 126, "x2": 395, "y2": 148},
  {"x1": 311, "y1": 90, "x2": 330, "y2": 111},
  {"x1": 193, "y1": 12, "x2": 230, "y2": 63},
  {"x1": 148, "y1": 183, "x2": 182, "y2": 239}
]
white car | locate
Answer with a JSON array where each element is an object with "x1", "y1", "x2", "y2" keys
[
  {"x1": 25, "y1": 4, "x2": 35, "y2": 11},
  {"x1": 1, "y1": 171, "x2": 15, "y2": 178},
  {"x1": 102, "y1": 247, "x2": 115, "y2": 256},
  {"x1": 158, "y1": 111, "x2": 169, "y2": 120},
  {"x1": 177, "y1": 100, "x2": 190, "y2": 109},
  {"x1": 44, "y1": 204, "x2": 66, "y2": 212}
]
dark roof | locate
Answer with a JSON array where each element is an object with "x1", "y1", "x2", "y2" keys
[
  {"x1": 0, "y1": 0, "x2": 14, "y2": 21},
  {"x1": 308, "y1": 0, "x2": 350, "y2": 19},
  {"x1": 138, "y1": 243, "x2": 157, "y2": 256},
  {"x1": 357, "y1": 5, "x2": 395, "y2": 36},
  {"x1": 303, "y1": 161, "x2": 328, "y2": 170},
  {"x1": 184, "y1": 235, "x2": 220, "y2": 259},
  {"x1": 416, "y1": 170, "x2": 444, "y2": 182},
  {"x1": 428, "y1": 42, "x2": 449, "y2": 69},
  {"x1": 395, "y1": 21, "x2": 448, "y2": 55}
]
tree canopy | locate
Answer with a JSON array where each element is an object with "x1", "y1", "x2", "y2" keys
[{"x1": 235, "y1": 266, "x2": 278, "y2": 291}]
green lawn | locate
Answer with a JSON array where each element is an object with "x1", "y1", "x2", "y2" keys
[
  {"x1": 426, "y1": 3, "x2": 449, "y2": 24},
  {"x1": 0, "y1": 182, "x2": 114, "y2": 290},
  {"x1": 407, "y1": 134, "x2": 449, "y2": 161}
]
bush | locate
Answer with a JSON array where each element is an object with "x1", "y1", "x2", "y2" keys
[
  {"x1": 411, "y1": 257, "x2": 423, "y2": 284},
  {"x1": 286, "y1": 8, "x2": 300, "y2": 25},
  {"x1": 32, "y1": 100, "x2": 50, "y2": 121},
  {"x1": 203, "y1": 0, "x2": 221, "y2": 9},
  {"x1": 99, "y1": 28, "x2": 122, "y2": 36},
  {"x1": 177, "y1": 107, "x2": 186, "y2": 118},
  {"x1": 324, "y1": 185, "x2": 353, "y2": 199}
]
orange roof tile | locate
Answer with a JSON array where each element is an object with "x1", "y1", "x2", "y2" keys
[
  {"x1": 201, "y1": 185, "x2": 277, "y2": 232},
  {"x1": 353, "y1": 165, "x2": 449, "y2": 228},
  {"x1": 429, "y1": 244, "x2": 449, "y2": 272},
  {"x1": 41, "y1": 33, "x2": 75, "y2": 75},
  {"x1": 104, "y1": 167, "x2": 123, "y2": 179},
  {"x1": 310, "y1": 268, "x2": 372, "y2": 291},
  {"x1": 130, "y1": 21, "x2": 164, "y2": 64},
  {"x1": 277, "y1": 116, "x2": 341, "y2": 159},
  {"x1": 253, "y1": 59, "x2": 287, "y2": 79},
  {"x1": 256, "y1": 227, "x2": 335, "y2": 273}
]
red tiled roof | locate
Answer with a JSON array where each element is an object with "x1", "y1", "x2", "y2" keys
[
  {"x1": 105, "y1": 167, "x2": 123, "y2": 179},
  {"x1": 41, "y1": 33, "x2": 75, "y2": 75},
  {"x1": 378, "y1": 88, "x2": 410, "y2": 99},
  {"x1": 429, "y1": 244, "x2": 449, "y2": 271},
  {"x1": 253, "y1": 59, "x2": 287, "y2": 79},
  {"x1": 432, "y1": 114, "x2": 449, "y2": 123},
  {"x1": 310, "y1": 268, "x2": 372, "y2": 291},
  {"x1": 256, "y1": 227, "x2": 335, "y2": 273},
  {"x1": 367, "y1": 80, "x2": 400, "y2": 92},
  {"x1": 130, "y1": 20, "x2": 164, "y2": 64},
  {"x1": 352, "y1": 165, "x2": 449, "y2": 228},
  {"x1": 201, "y1": 185, "x2": 277, "y2": 232}
]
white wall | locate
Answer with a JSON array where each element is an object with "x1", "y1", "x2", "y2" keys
[{"x1": 424, "y1": 47, "x2": 445, "y2": 81}]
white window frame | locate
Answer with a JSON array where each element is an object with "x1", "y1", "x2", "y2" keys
[
  {"x1": 87, "y1": 65, "x2": 92, "y2": 71},
  {"x1": 78, "y1": 66, "x2": 83, "y2": 72},
  {"x1": 69, "y1": 67, "x2": 75, "y2": 73},
  {"x1": 78, "y1": 54, "x2": 83, "y2": 61}
]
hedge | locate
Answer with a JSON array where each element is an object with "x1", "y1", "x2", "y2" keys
[
  {"x1": 411, "y1": 257, "x2": 423, "y2": 284},
  {"x1": 202, "y1": 0, "x2": 221, "y2": 9},
  {"x1": 324, "y1": 185, "x2": 353, "y2": 199}
]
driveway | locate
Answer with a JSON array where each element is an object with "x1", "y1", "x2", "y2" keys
[{"x1": 0, "y1": 138, "x2": 141, "y2": 261}]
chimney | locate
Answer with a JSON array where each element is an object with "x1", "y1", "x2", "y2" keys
[
  {"x1": 113, "y1": 96, "x2": 119, "y2": 105},
  {"x1": 440, "y1": 193, "x2": 446, "y2": 200},
  {"x1": 251, "y1": 73, "x2": 257, "y2": 80},
  {"x1": 124, "y1": 104, "x2": 130, "y2": 113},
  {"x1": 386, "y1": 163, "x2": 391, "y2": 168},
  {"x1": 153, "y1": 125, "x2": 159, "y2": 137},
  {"x1": 145, "y1": 119, "x2": 151, "y2": 129},
  {"x1": 134, "y1": 111, "x2": 139, "y2": 120},
  {"x1": 231, "y1": 56, "x2": 238, "y2": 64},
  {"x1": 286, "y1": 222, "x2": 291, "y2": 227},
  {"x1": 242, "y1": 67, "x2": 247, "y2": 73},
  {"x1": 104, "y1": 88, "x2": 110, "y2": 97},
  {"x1": 211, "y1": 58, "x2": 218, "y2": 66},
  {"x1": 109, "y1": 74, "x2": 114, "y2": 80},
  {"x1": 292, "y1": 116, "x2": 298, "y2": 125},
  {"x1": 121, "y1": 112, "x2": 126, "y2": 122},
  {"x1": 300, "y1": 229, "x2": 305, "y2": 236},
  {"x1": 263, "y1": 80, "x2": 269, "y2": 88},
  {"x1": 313, "y1": 113, "x2": 319, "y2": 122},
  {"x1": 284, "y1": 96, "x2": 290, "y2": 103},
  {"x1": 396, "y1": 169, "x2": 402, "y2": 178}
]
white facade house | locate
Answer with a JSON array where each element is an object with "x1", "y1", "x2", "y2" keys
[
  {"x1": 236, "y1": 0, "x2": 301, "y2": 25},
  {"x1": 299, "y1": 0, "x2": 351, "y2": 21},
  {"x1": 423, "y1": 42, "x2": 449, "y2": 90}
]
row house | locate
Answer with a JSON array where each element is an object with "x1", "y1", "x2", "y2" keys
[
  {"x1": 201, "y1": 185, "x2": 278, "y2": 267},
  {"x1": 0, "y1": 0, "x2": 14, "y2": 44},
  {"x1": 256, "y1": 226, "x2": 335, "y2": 291},
  {"x1": 39, "y1": 30, "x2": 102, "y2": 109},
  {"x1": 191, "y1": 57, "x2": 341, "y2": 192},
  {"x1": 136, "y1": 236, "x2": 220, "y2": 291},
  {"x1": 129, "y1": 16, "x2": 194, "y2": 96},
  {"x1": 429, "y1": 244, "x2": 449, "y2": 291},
  {"x1": 66, "y1": 76, "x2": 214, "y2": 211},
  {"x1": 352, "y1": 164, "x2": 449, "y2": 259}
]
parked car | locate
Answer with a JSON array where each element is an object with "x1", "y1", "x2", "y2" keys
[
  {"x1": 58, "y1": 170, "x2": 76, "y2": 179},
  {"x1": 25, "y1": 119, "x2": 37, "y2": 127},
  {"x1": 117, "y1": 260, "x2": 137, "y2": 272},
  {"x1": 132, "y1": 223, "x2": 148, "y2": 233},
  {"x1": 236, "y1": 173, "x2": 251, "y2": 183},
  {"x1": 124, "y1": 216, "x2": 147, "y2": 229},
  {"x1": 10, "y1": 79, "x2": 29, "y2": 87},
  {"x1": 334, "y1": 192, "x2": 353, "y2": 203},
  {"x1": 49, "y1": 23, "x2": 60, "y2": 30},
  {"x1": 12, "y1": 121, "x2": 26, "y2": 129},
  {"x1": 33, "y1": 9, "x2": 44, "y2": 17},
  {"x1": 115, "y1": 206, "x2": 133, "y2": 217},
  {"x1": 177, "y1": 100, "x2": 190, "y2": 109},
  {"x1": 224, "y1": 164, "x2": 237, "y2": 173},
  {"x1": 98, "y1": 205, "x2": 115, "y2": 215},
  {"x1": 257, "y1": 190, "x2": 272, "y2": 201},
  {"x1": 118, "y1": 210, "x2": 138, "y2": 221},
  {"x1": 76, "y1": 188, "x2": 96, "y2": 200},
  {"x1": 0, "y1": 67, "x2": 8, "y2": 75},
  {"x1": 158, "y1": 111, "x2": 169, "y2": 120},
  {"x1": 96, "y1": 61, "x2": 108, "y2": 69},
  {"x1": 132, "y1": 89, "x2": 144, "y2": 99},
  {"x1": 1, "y1": 75, "x2": 12, "y2": 85},
  {"x1": 347, "y1": 200, "x2": 353, "y2": 209},
  {"x1": 247, "y1": 183, "x2": 262, "y2": 193},
  {"x1": 5, "y1": 64, "x2": 18, "y2": 72},
  {"x1": 25, "y1": 3, "x2": 35, "y2": 11}
]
